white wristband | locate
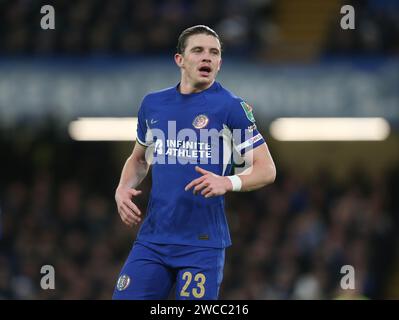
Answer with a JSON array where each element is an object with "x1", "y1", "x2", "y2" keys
[{"x1": 227, "y1": 175, "x2": 242, "y2": 192}]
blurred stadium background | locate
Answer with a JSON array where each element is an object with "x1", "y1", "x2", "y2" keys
[{"x1": 1, "y1": 0, "x2": 399, "y2": 299}]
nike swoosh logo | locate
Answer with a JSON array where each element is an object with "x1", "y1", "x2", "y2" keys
[{"x1": 150, "y1": 119, "x2": 158, "y2": 124}]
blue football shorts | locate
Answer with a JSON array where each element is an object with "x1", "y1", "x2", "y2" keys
[{"x1": 112, "y1": 240, "x2": 225, "y2": 300}]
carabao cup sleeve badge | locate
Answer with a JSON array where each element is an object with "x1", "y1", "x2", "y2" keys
[{"x1": 240, "y1": 101, "x2": 255, "y2": 123}]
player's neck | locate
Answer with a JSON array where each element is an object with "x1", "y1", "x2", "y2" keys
[{"x1": 179, "y1": 79, "x2": 214, "y2": 94}]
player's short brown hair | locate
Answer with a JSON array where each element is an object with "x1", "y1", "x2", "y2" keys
[{"x1": 176, "y1": 25, "x2": 221, "y2": 54}]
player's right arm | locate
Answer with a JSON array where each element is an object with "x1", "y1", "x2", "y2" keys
[{"x1": 115, "y1": 142, "x2": 149, "y2": 227}]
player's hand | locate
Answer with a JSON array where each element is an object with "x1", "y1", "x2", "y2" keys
[
  {"x1": 184, "y1": 166, "x2": 233, "y2": 198},
  {"x1": 115, "y1": 186, "x2": 142, "y2": 227}
]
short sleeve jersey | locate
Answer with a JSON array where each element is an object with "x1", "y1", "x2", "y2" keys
[{"x1": 136, "y1": 81, "x2": 265, "y2": 248}]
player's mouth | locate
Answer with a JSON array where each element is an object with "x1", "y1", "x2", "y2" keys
[{"x1": 198, "y1": 65, "x2": 212, "y2": 77}]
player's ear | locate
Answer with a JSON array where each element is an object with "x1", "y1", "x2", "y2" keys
[
  {"x1": 175, "y1": 53, "x2": 184, "y2": 68},
  {"x1": 218, "y1": 58, "x2": 222, "y2": 71}
]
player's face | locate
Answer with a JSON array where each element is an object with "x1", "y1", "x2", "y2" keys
[{"x1": 175, "y1": 34, "x2": 222, "y2": 89}]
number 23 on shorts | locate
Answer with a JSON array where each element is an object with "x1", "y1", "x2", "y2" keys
[{"x1": 180, "y1": 271, "x2": 206, "y2": 298}]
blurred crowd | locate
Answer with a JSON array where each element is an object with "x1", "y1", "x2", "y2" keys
[
  {"x1": 325, "y1": 0, "x2": 399, "y2": 57},
  {"x1": 0, "y1": 0, "x2": 398, "y2": 58},
  {"x1": 0, "y1": 125, "x2": 398, "y2": 299},
  {"x1": 0, "y1": 0, "x2": 272, "y2": 56},
  {"x1": 222, "y1": 166, "x2": 398, "y2": 299}
]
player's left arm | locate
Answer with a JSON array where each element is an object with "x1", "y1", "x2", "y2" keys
[
  {"x1": 234, "y1": 142, "x2": 276, "y2": 192},
  {"x1": 185, "y1": 143, "x2": 276, "y2": 197}
]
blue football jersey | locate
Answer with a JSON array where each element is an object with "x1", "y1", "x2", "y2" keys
[{"x1": 135, "y1": 81, "x2": 265, "y2": 248}]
